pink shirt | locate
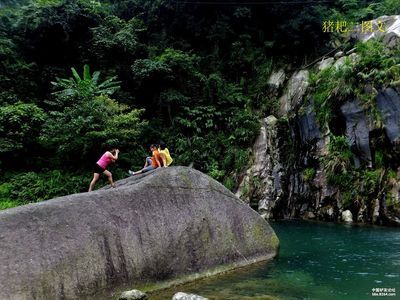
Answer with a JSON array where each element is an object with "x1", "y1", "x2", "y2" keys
[{"x1": 96, "y1": 152, "x2": 113, "y2": 169}]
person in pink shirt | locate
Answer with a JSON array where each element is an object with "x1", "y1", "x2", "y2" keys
[{"x1": 88, "y1": 148, "x2": 119, "y2": 192}]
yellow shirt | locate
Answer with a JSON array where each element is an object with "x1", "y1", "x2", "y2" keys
[{"x1": 159, "y1": 148, "x2": 173, "y2": 166}]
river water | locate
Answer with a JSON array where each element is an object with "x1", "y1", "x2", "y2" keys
[{"x1": 149, "y1": 220, "x2": 400, "y2": 300}]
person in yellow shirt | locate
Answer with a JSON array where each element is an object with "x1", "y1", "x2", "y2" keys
[{"x1": 158, "y1": 142, "x2": 173, "y2": 167}]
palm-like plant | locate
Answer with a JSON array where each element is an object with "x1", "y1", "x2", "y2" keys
[{"x1": 51, "y1": 64, "x2": 121, "y2": 101}]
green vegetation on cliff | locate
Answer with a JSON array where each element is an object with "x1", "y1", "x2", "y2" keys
[{"x1": 306, "y1": 38, "x2": 400, "y2": 221}]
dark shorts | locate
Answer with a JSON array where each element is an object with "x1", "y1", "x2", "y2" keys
[{"x1": 93, "y1": 163, "x2": 105, "y2": 174}]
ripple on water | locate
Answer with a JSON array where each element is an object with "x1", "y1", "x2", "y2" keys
[{"x1": 384, "y1": 274, "x2": 399, "y2": 278}]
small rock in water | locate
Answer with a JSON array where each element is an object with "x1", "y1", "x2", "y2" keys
[
  {"x1": 119, "y1": 289, "x2": 147, "y2": 300},
  {"x1": 341, "y1": 210, "x2": 353, "y2": 223},
  {"x1": 172, "y1": 292, "x2": 208, "y2": 300},
  {"x1": 302, "y1": 211, "x2": 316, "y2": 220}
]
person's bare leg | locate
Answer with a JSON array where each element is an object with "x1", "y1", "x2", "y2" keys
[
  {"x1": 104, "y1": 170, "x2": 115, "y2": 188},
  {"x1": 88, "y1": 173, "x2": 100, "y2": 192},
  {"x1": 129, "y1": 169, "x2": 141, "y2": 176}
]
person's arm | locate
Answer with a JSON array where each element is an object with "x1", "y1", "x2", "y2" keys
[
  {"x1": 107, "y1": 149, "x2": 119, "y2": 160},
  {"x1": 160, "y1": 152, "x2": 167, "y2": 167}
]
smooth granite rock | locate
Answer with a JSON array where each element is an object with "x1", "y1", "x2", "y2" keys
[{"x1": 0, "y1": 167, "x2": 279, "y2": 299}]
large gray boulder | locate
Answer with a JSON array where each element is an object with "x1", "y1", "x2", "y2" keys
[{"x1": 0, "y1": 167, "x2": 279, "y2": 299}]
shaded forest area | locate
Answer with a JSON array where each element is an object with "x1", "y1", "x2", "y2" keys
[{"x1": 0, "y1": 0, "x2": 397, "y2": 207}]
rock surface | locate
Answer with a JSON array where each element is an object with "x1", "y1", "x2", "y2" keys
[
  {"x1": 236, "y1": 116, "x2": 283, "y2": 219},
  {"x1": 317, "y1": 57, "x2": 334, "y2": 71},
  {"x1": 172, "y1": 292, "x2": 208, "y2": 300},
  {"x1": 279, "y1": 70, "x2": 309, "y2": 115},
  {"x1": 377, "y1": 88, "x2": 400, "y2": 144},
  {"x1": 351, "y1": 15, "x2": 400, "y2": 48},
  {"x1": 267, "y1": 69, "x2": 286, "y2": 90},
  {"x1": 333, "y1": 56, "x2": 347, "y2": 69},
  {"x1": 302, "y1": 211, "x2": 316, "y2": 220},
  {"x1": 0, "y1": 167, "x2": 279, "y2": 299},
  {"x1": 298, "y1": 101, "x2": 321, "y2": 144},
  {"x1": 334, "y1": 51, "x2": 344, "y2": 59},
  {"x1": 340, "y1": 99, "x2": 372, "y2": 166}
]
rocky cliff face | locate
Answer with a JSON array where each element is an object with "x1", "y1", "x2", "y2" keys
[
  {"x1": 0, "y1": 167, "x2": 278, "y2": 299},
  {"x1": 237, "y1": 15, "x2": 400, "y2": 226}
]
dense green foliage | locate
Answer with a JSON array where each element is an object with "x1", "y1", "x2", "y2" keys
[{"x1": 0, "y1": 0, "x2": 398, "y2": 208}]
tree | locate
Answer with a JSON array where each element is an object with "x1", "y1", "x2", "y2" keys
[
  {"x1": 0, "y1": 102, "x2": 46, "y2": 154},
  {"x1": 41, "y1": 66, "x2": 146, "y2": 164}
]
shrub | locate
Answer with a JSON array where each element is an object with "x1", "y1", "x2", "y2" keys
[
  {"x1": 310, "y1": 59, "x2": 356, "y2": 127},
  {"x1": 5, "y1": 171, "x2": 87, "y2": 205},
  {"x1": 302, "y1": 168, "x2": 316, "y2": 182},
  {"x1": 223, "y1": 176, "x2": 236, "y2": 192},
  {"x1": 323, "y1": 135, "x2": 354, "y2": 176}
]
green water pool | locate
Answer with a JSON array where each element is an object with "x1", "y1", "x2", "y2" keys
[{"x1": 149, "y1": 220, "x2": 400, "y2": 300}]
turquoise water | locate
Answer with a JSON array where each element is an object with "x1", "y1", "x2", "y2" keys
[{"x1": 150, "y1": 220, "x2": 400, "y2": 300}]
